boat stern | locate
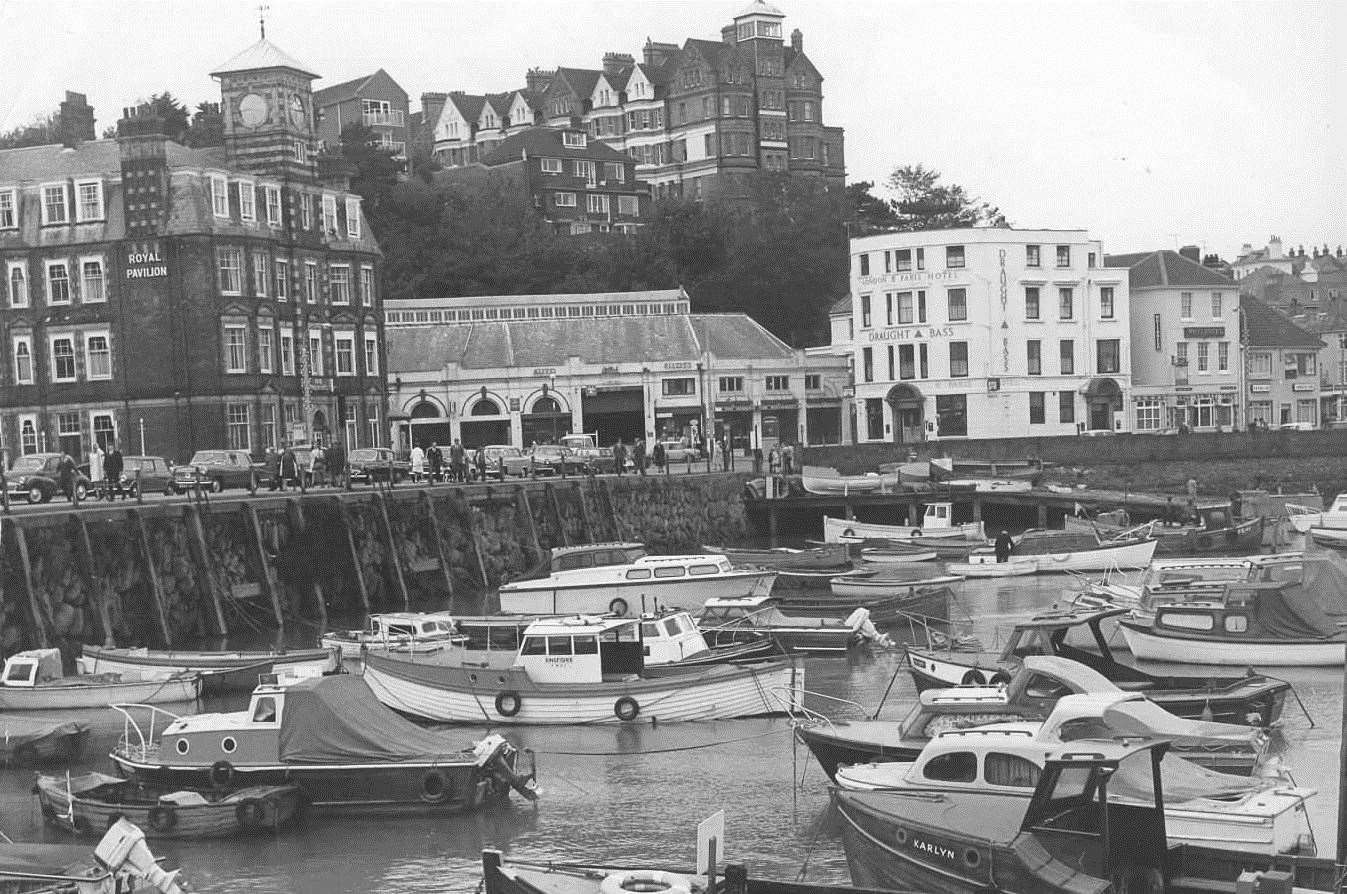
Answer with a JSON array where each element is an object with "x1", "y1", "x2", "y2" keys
[{"x1": 472, "y1": 734, "x2": 538, "y2": 802}]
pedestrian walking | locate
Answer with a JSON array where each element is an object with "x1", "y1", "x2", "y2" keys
[
  {"x1": 614, "y1": 440, "x2": 627, "y2": 475},
  {"x1": 280, "y1": 444, "x2": 297, "y2": 492},
  {"x1": 264, "y1": 446, "x2": 280, "y2": 491},
  {"x1": 58, "y1": 453, "x2": 77, "y2": 502},
  {"x1": 427, "y1": 442, "x2": 443, "y2": 483},
  {"x1": 308, "y1": 445, "x2": 325, "y2": 488},
  {"x1": 326, "y1": 440, "x2": 347, "y2": 489},
  {"x1": 634, "y1": 438, "x2": 647, "y2": 476},
  {"x1": 994, "y1": 530, "x2": 1014, "y2": 563},
  {"x1": 90, "y1": 443, "x2": 105, "y2": 497},
  {"x1": 449, "y1": 439, "x2": 466, "y2": 482},
  {"x1": 473, "y1": 445, "x2": 487, "y2": 481},
  {"x1": 720, "y1": 436, "x2": 730, "y2": 471},
  {"x1": 652, "y1": 441, "x2": 666, "y2": 471},
  {"x1": 782, "y1": 443, "x2": 794, "y2": 476},
  {"x1": 410, "y1": 444, "x2": 426, "y2": 483},
  {"x1": 103, "y1": 443, "x2": 124, "y2": 500},
  {"x1": 768, "y1": 445, "x2": 781, "y2": 474}
]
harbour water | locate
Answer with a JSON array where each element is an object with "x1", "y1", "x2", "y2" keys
[{"x1": 0, "y1": 572, "x2": 1339, "y2": 892}]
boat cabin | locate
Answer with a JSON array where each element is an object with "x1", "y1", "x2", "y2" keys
[
  {"x1": 148, "y1": 673, "x2": 295, "y2": 768},
  {"x1": 515, "y1": 617, "x2": 646, "y2": 683},
  {"x1": 548, "y1": 542, "x2": 647, "y2": 572},
  {"x1": 923, "y1": 502, "x2": 955, "y2": 531},
  {"x1": 698, "y1": 595, "x2": 774, "y2": 622},
  {"x1": 366, "y1": 612, "x2": 460, "y2": 642},
  {"x1": 639, "y1": 611, "x2": 711, "y2": 664},
  {"x1": 1, "y1": 649, "x2": 64, "y2": 687}
]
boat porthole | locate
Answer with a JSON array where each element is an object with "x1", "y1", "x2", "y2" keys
[
  {"x1": 964, "y1": 849, "x2": 980, "y2": 868},
  {"x1": 468, "y1": 674, "x2": 478, "y2": 683},
  {"x1": 497, "y1": 676, "x2": 507, "y2": 684},
  {"x1": 175, "y1": 738, "x2": 190, "y2": 755},
  {"x1": 221, "y1": 736, "x2": 238, "y2": 754},
  {"x1": 896, "y1": 828, "x2": 908, "y2": 845}
]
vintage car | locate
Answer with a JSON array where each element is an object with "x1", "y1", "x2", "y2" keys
[
  {"x1": 527, "y1": 444, "x2": 586, "y2": 476},
  {"x1": 658, "y1": 440, "x2": 703, "y2": 464},
  {"x1": 4, "y1": 453, "x2": 92, "y2": 503},
  {"x1": 82, "y1": 455, "x2": 175, "y2": 498},
  {"x1": 170, "y1": 449, "x2": 268, "y2": 493},
  {"x1": 480, "y1": 445, "x2": 533, "y2": 479},
  {"x1": 347, "y1": 447, "x2": 411, "y2": 484}
]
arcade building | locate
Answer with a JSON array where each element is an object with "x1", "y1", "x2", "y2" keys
[{"x1": 383, "y1": 288, "x2": 851, "y2": 453}]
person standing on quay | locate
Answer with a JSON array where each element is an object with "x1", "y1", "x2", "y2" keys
[
  {"x1": 634, "y1": 437, "x2": 647, "y2": 476},
  {"x1": 264, "y1": 446, "x2": 280, "y2": 491},
  {"x1": 326, "y1": 440, "x2": 346, "y2": 489},
  {"x1": 427, "y1": 442, "x2": 443, "y2": 483},
  {"x1": 103, "y1": 442, "x2": 124, "y2": 500},
  {"x1": 782, "y1": 442, "x2": 794, "y2": 476},
  {"x1": 280, "y1": 444, "x2": 297, "y2": 492},
  {"x1": 449, "y1": 439, "x2": 465, "y2": 482},
  {"x1": 994, "y1": 530, "x2": 1014, "y2": 563},
  {"x1": 410, "y1": 443, "x2": 426, "y2": 483},
  {"x1": 614, "y1": 440, "x2": 627, "y2": 475},
  {"x1": 90, "y1": 442, "x2": 105, "y2": 497}
]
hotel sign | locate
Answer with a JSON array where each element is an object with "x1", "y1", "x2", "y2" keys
[
  {"x1": 866, "y1": 325, "x2": 956, "y2": 343},
  {"x1": 1292, "y1": 383, "x2": 1316, "y2": 392},
  {"x1": 1183, "y1": 326, "x2": 1226, "y2": 339},
  {"x1": 858, "y1": 271, "x2": 960, "y2": 287},
  {"x1": 125, "y1": 249, "x2": 168, "y2": 279}
]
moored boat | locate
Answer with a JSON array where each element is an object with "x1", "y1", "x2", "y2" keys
[
  {"x1": 858, "y1": 547, "x2": 937, "y2": 564},
  {"x1": 1005, "y1": 529, "x2": 1156, "y2": 572},
  {"x1": 78, "y1": 645, "x2": 339, "y2": 694},
  {"x1": 1, "y1": 716, "x2": 89, "y2": 765},
  {"x1": 699, "y1": 542, "x2": 851, "y2": 572},
  {"x1": 361, "y1": 615, "x2": 804, "y2": 724},
  {"x1": 0, "y1": 818, "x2": 190, "y2": 894},
  {"x1": 1285, "y1": 493, "x2": 1347, "y2": 533},
  {"x1": 497, "y1": 554, "x2": 775, "y2": 616},
  {"x1": 319, "y1": 611, "x2": 466, "y2": 659},
  {"x1": 36, "y1": 772, "x2": 302, "y2": 839},
  {"x1": 944, "y1": 550, "x2": 1038, "y2": 577},
  {"x1": 1307, "y1": 526, "x2": 1347, "y2": 549},
  {"x1": 1, "y1": 649, "x2": 199, "y2": 711},
  {"x1": 695, "y1": 595, "x2": 883, "y2": 653},
  {"x1": 801, "y1": 465, "x2": 902, "y2": 495},
  {"x1": 824, "y1": 506, "x2": 984, "y2": 543},
  {"x1": 109, "y1": 673, "x2": 537, "y2": 811}
]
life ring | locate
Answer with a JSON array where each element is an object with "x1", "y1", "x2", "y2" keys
[
  {"x1": 420, "y1": 771, "x2": 449, "y2": 804},
  {"x1": 208, "y1": 760, "x2": 234, "y2": 788},
  {"x1": 495, "y1": 691, "x2": 522, "y2": 717},
  {"x1": 960, "y1": 669, "x2": 987, "y2": 686},
  {"x1": 608, "y1": 597, "x2": 630, "y2": 617},
  {"x1": 910, "y1": 529, "x2": 922, "y2": 538},
  {"x1": 614, "y1": 696, "x2": 641, "y2": 721},
  {"x1": 600, "y1": 870, "x2": 692, "y2": 894},
  {"x1": 989, "y1": 671, "x2": 1012, "y2": 686},
  {"x1": 842, "y1": 528, "x2": 855, "y2": 538},
  {"x1": 1110, "y1": 866, "x2": 1164, "y2": 894},
  {"x1": 235, "y1": 798, "x2": 266, "y2": 830},
  {"x1": 147, "y1": 805, "x2": 177, "y2": 833}
]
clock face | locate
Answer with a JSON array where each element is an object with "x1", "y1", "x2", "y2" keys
[
  {"x1": 289, "y1": 95, "x2": 305, "y2": 127},
  {"x1": 239, "y1": 93, "x2": 267, "y2": 128}
]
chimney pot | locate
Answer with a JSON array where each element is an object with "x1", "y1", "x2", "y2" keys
[{"x1": 791, "y1": 28, "x2": 803, "y2": 52}]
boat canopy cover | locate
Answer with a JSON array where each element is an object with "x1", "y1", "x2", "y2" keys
[
  {"x1": 0, "y1": 843, "x2": 99, "y2": 876},
  {"x1": 39, "y1": 771, "x2": 125, "y2": 797},
  {"x1": 1254, "y1": 554, "x2": 1347, "y2": 638},
  {"x1": 1101, "y1": 698, "x2": 1262, "y2": 749},
  {"x1": 1111, "y1": 749, "x2": 1260, "y2": 804},
  {"x1": 0, "y1": 717, "x2": 87, "y2": 749},
  {"x1": 278, "y1": 674, "x2": 478, "y2": 763},
  {"x1": 1017, "y1": 655, "x2": 1118, "y2": 693}
]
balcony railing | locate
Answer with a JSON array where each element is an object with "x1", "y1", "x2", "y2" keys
[
  {"x1": 362, "y1": 109, "x2": 406, "y2": 128},
  {"x1": 371, "y1": 139, "x2": 406, "y2": 158}
]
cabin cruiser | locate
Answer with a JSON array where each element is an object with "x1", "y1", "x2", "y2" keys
[
  {"x1": 1, "y1": 649, "x2": 199, "y2": 710},
  {"x1": 1286, "y1": 493, "x2": 1347, "y2": 533},
  {"x1": 320, "y1": 611, "x2": 466, "y2": 659},
  {"x1": 823, "y1": 503, "x2": 985, "y2": 543}
]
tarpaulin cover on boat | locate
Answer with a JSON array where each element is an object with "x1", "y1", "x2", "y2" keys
[
  {"x1": 278, "y1": 674, "x2": 481, "y2": 764},
  {"x1": 1112, "y1": 750, "x2": 1260, "y2": 803},
  {"x1": 1102, "y1": 699, "x2": 1263, "y2": 750},
  {"x1": 0, "y1": 717, "x2": 87, "y2": 751},
  {"x1": 1251, "y1": 574, "x2": 1343, "y2": 640},
  {"x1": 0, "y1": 843, "x2": 98, "y2": 876}
]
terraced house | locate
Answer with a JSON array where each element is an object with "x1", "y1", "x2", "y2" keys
[
  {"x1": 0, "y1": 37, "x2": 385, "y2": 464},
  {"x1": 428, "y1": 0, "x2": 845, "y2": 205}
]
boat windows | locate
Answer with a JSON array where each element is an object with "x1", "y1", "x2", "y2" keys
[
  {"x1": 1159, "y1": 613, "x2": 1215, "y2": 631},
  {"x1": 547, "y1": 636, "x2": 574, "y2": 655},
  {"x1": 653, "y1": 566, "x2": 686, "y2": 578},
  {"x1": 252, "y1": 696, "x2": 278, "y2": 723},
  {"x1": 487, "y1": 625, "x2": 523, "y2": 651},
  {"x1": 921, "y1": 751, "x2": 977, "y2": 783},
  {"x1": 1023, "y1": 673, "x2": 1073, "y2": 701},
  {"x1": 1047, "y1": 766, "x2": 1095, "y2": 802},
  {"x1": 662, "y1": 618, "x2": 681, "y2": 636},
  {"x1": 1223, "y1": 614, "x2": 1248, "y2": 633},
  {"x1": 625, "y1": 569, "x2": 653, "y2": 580},
  {"x1": 521, "y1": 636, "x2": 547, "y2": 655},
  {"x1": 689, "y1": 564, "x2": 719, "y2": 576},
  {"x1": 221, "y1": 736, "x2": 238, "y2": 754},
  {"x1": 641, "y1": 622, "x2": 661, "y2": 638},
  {"x1": 985, "y1": 753, "x2": 1041, "y2": 788},
  {"x1": 573, "y1": 635, "x2": 598, "y2": 655},
  {"x1": 1, "y1": 660, "x2": 35, "y2": 685},
  {"x1": 175, "y1": 738, "x2": 190, "y2": 755}
]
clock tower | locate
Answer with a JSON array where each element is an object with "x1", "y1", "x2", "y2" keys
[{"x1": 211, "y1": 37, "x2": 319, "y2": 180}]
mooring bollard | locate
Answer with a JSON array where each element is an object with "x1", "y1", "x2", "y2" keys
[{"x1": 249, "y1": 468, "x2": 258, "y2": 496}]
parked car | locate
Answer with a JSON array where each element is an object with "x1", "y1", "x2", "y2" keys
[
  {"x1": 347, "y1": 447, "x2": 411, "y2": 484},
  {"x1": 527, "y1": 444, "x2": 586, "y2": 476},
  {"x1": 658, "y1": 440, "x2": 703, "y2": 464},
  {"x1": 480, "y1": 445, "x2": 532, "y2": 479},
  {"x1": 4, "y1": 453, "x2": 92, "y2": 503},
  {"x1": 170, "y1": 449, "x2": 267, "y2": 493},
  {"x1": 1278, "y1": 421, "x2": 1316, "y2": 432},
  {"x1": 80, "y1": 455, "x2": 175, "y2": 497}
]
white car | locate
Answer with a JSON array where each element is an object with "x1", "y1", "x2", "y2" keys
[{"x1": 658, "y1": 441, "x2": 703, "y2": 463}]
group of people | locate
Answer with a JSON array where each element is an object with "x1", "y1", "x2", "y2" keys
[
  {"x1": 85, "y1": 442, "x2": 126, "y2": 501},
  {"x1": 410, "y1": 440, "x2": 482, "y2": 483},
  {"x1": 765, "y1": 443, "x2": 796, "y2": 476},
  {"x1": 262, "y1": 441, "x2": 348, "y2": 491}
]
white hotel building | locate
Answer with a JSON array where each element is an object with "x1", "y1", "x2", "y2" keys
[{"x1": 837, "y1": 228, "x2": 1132, "y2": 443}]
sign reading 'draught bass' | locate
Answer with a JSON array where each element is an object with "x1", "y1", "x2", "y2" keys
[
  {"x1": 125, "y1": 249, "x2": 168, "y2": 279},
  {"x1": 866, "y1": 325, "x2": 956, "y2": 343}
]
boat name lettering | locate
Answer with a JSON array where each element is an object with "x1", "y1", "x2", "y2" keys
[
  {"x1": 533, "y1": 368, "x2": 556, "y2": 376},
  {"x1": 867, "y1": 326, "x2": 955, "y2": 343},
  {"x1": 910, "y1": 837, "x2": 956, "y2": 861},
  {"x1": 544, "y1": 656, "x2": 574, "y2": 664}
]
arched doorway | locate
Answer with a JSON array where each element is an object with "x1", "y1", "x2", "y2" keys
[
  {"x1": 408, "y1": 399, "x2": 451, "y2": 452},
  {"x1": 460, "y1": 396, "x2": 511, "y2": 448},
  {"x1": 886, "y1": 383, "x2": 925, "y2": 444},
  {"x1": 311, "y1": 410, "x2": 328, "y2": 447},
  {"x1": 1083, "y1": 378, "x2": 1122, "y2": 431},
  {"x1": 522, "y1": 395, "x2": 571, "y2": 446}
]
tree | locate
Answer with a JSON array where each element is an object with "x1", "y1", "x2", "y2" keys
[
  {"x1": 885, "y1": 164, "x2": 1007, "y2": 230},
  {"x1": 0, "y1": 111, "x2": 59, "y2": 150},
  {"x1": 185, "y1": 102, "x2": 224, "y2": 148},
  {"x1": 337, "y1": 123, "x2": 402, "y2": 234},
  {"x1": 844, "y1": 180, "x2": 899, "y2": 235}
]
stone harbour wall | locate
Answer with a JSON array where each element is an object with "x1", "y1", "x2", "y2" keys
[{"x1": 0, "y1": 473, "x2": 753, "y2": 654}]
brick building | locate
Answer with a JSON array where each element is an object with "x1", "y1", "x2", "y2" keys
[
  {"x1": 427, "y1": 0, "x2": 845, "y2": 202},
  {"x1": 1240, "y1": 296, "x2": 1324, "y2": 429},
  {"x1": 0, "y1": 37, "x2": 385, "y2": 464},
  {"x1": 313, "y1": 68, "x2": 409, "y2": 167},
  {"x1": 436, "y1": 126, "x2": 649, "y2": 235}
]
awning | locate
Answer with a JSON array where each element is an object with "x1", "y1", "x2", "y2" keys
[
  {"x1": 1081, "y1": 377, "x2": 1121, "y2": 398},
  {"x1": 886, "y1": 383, "x2": 923, "y2": 405}
]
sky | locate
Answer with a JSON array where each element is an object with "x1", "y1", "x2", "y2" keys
[{"x1": 1, "y1": 0, "x2": 1342, "y2": 260}]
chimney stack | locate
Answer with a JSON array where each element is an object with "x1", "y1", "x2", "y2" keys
[
  {"x1": 59, "y1": 91, "x2": 95, "y2": 148},
  {"x1": 116, "y1": 104, "x2": 169, "y2": 234},
  {"x1": 525, "y1": 68, "x2": 555, "y2": 94},
  {"x1": 643, "y1": 39, "x2": 679, "y2": 69},
  {"x1": 1179, "y1": 245, "x2": 1200, "y2": 263},
  {"x1": 602, "y1": 52, "x2": 635, "y2": 76},
  {"x1": 1268, "y1": 235, "x2": 1283, "y2": 259},
  {"x1": 791, "y1": 28, "x2": 803, "y2": 52},
  {"x1": 722, "y1": 24, "x2": 736, "y2": 44}
]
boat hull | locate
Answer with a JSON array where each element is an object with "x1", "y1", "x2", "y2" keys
[
  {"x1": 1014, "y1": 537, "x2": 1157, "y2": 573},
  {"x1": 701, "y1": 626, "x2": 858, "y2": 654},
  {"x1": 944, "y1": 559, "x2": 1038, "y2": 577},
  {"x1": 825, "y1": 515, "x2": 981, "y2": 542},
  {"x1": 1119, "y1": 622, "x2": 1347, "y2": 666},
  {"x1": 497, "y1": 570, "x2": 776, "y2": 616},
  {"x1": 79, "y1": 647, "x2": 338, "y2": 694},
  {"x1": 37, "y1": 778, "x2": 302, "y2": 839},
  {"x1": 788, "y1": 586, "x2": 951, "y2": 625},
  {"x1": 0, "y1": 676, "x2": 200, "y2": 711},
  {"x1": 795, "y1": 723, "x2": 918, "y2": 781},
  {"x1": 361, "y1": 652, "x2": 804, "y2": 724}
]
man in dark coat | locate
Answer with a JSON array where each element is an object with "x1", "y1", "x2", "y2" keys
[
  {"x1": 994, "y1": 530, "x2": 1014, "y2": 563},
  {"x1": 634, "y1": 438, "x2": 647, "y2": 476},
  {"x1": 264, "y1": 446, "x2": 281, "y2": 491},
  {"x1": 103, "y1": 441, "x2": 124, "y2": 500},
  {"x1": 326, "y1": 440, "x2": 347, "y2": 489},
  {"x1": 427, "y1": 442, "x2": 443, "y2": 483},
  {"x1": 652, "y1": 441, "x2": 666, "y2": 471},
  {"x1": 613, "y1": 440, "x2": 627, "y2": 475},
  {"x1": 280, "y1": 444, "x2": 298, "y2": 492}
]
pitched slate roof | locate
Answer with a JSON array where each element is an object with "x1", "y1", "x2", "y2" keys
[
  {"x1": 636, "y1": 62, "x2": 672, "y2": 88},
  {"x1": 829, "y1": 295, "x2": 852, "y2": 315},
  {"x1": 313, "y1": 69, "x2": 404, "y2": 106},
  {"x1": 1103, "y1": 250, "x2": 1233, "y2": 289},
  {"x1": 0, "y1": 138, "x2": 221, "y2": 181},
  {"x1": 447, "y1": 93, "x2": 486, "y2": 122},
  {"x1": 485, "y1": 92, "x2": 515, "y2": 118},
  {"x1": 555, "y1": 68, "x2": 603, "y2": 100},
  {"x1": 1240, "y1": 295, "x2": 1324, "y2": 349},
  {"x1": 606, "y1": 67, "x2": 634, "y2": 92},
  {"x1": 689, "y1": 314, "x2": 795, "y2": 360},
  {"x1": 211, "y1": 37, "x2": 318, "y2": 79},
  {"x1": 684, "y1": 38, "x2": 728, "y2": 70},
  {"x1": 479, "y1": 127, "x2": 630, "y2": 165}
]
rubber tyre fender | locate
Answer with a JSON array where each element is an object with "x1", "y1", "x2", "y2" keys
[
  {"x1": 608, "y1": 597, "x2": 630, "y2": 617},
  {"x1": 989, "y1": 671, "x2": 1013, "y2": 686},
  {"x1": 960, "y1": 669, "x2": 987, "y2": 686},
  {"x1": 495, "y1": 690, "x2": 522, "y2": 718},
  {"x1": 420, "y1": 771, "x2": 449, "y2": 804},
  {"x1": 147, "y1": 804, "x2": 176, "y2": 833},
  {"x1": 600, "y1": 870, "x2": 692, "y2": 894},
  {"x1": 208, "y1": 759, "x2": 235, "y2": 788},
  {"x1": 614, "y1": 696, "x2": 640, "y2": 722},
  {"x1": 235, "y1": 798, "x2": 266, "y2": 830}
]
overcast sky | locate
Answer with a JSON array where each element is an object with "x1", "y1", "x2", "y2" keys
[{"x1": 2, "y1": 0, "x2": 1342, "y2": 259}]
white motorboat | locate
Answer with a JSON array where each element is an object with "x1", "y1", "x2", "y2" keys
[
  {"x1": 944, "y1": 550, "x2": 1038, "y2": 577},
  {"x1": 78, "y1": 645, "x2": 339, "y2": 694},
  {"x1": 361, "y1": 615, "x2": 804, "y2": 724},
  {"x1": 1007, "y1": 530, "x2": 1157, "y2": 573},
  {"x1": 0, "y1": 649, "x2": 200, "y2": 711},
  {"x1": 833, "y1": 693, "x2": 1316, "y2": 857},
  {"x1": 829, "y1": 567, "x2": 964, "y2": 598},
  {"x1": 320, "y1": 612, "x2": 466, "y2": 659},
  {"x1": 823, "y1": 503, "x2": 985, "y2": 543},
  {"x1": 1286, "y1": 494, "x2": 1347, "y2": 533},
  {"x1": 496, "y1": 554, "x2": 775, "y2": 616},
  {"x1": 801, "y1": 465, "x2": 901, "y2": 495},
  {"x1": 858, "y1": 547, "x2": 938, "y2": 565}
]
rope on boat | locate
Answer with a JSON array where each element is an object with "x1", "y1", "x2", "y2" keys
[
  {"x1": 1260, "y1": 673, "x2": 1316, "y2": 729},
  {"x1": 541, "y1": 726, "x2": 790, "y2": 756}
]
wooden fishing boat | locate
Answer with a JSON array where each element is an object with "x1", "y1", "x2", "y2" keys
[
  {"x1": 824, "y1": 506, "x2": 985, "y2": 543},
  {"x1": 830, "y1": 566, "x2": 963, "y2": 597},
  {"x1": 944, "y1": 550, "x2": 1039, "y2": 577},
  {"x1": 0, "y1": 649, "x2": 200, "y2": 711},
  {"x1": 362, "y1": 616, "x2": 804, "y2": 724},
  {"x1": 0, "y1": 818, "x2": 190, "y2": 894},
  {"x1": 1307, "y1": 526, "x2": 1347, "y2": 549},
  {"x1": 36, "y1": 772, "x2": 302, "y2": 839},
  {"x1": 78, "y1": 646, "x2": 339, "y2": 694},
  {"x1": 1005, "y1": 529, "x2": 1156, "y2": 572},
  {"x1": 497, "y1": 555, "x2": 775, "y2": 617},
  {"x1": 109, "y1": 673, "x2": 537, "y2": 812},
  {"x1": 833, "y1": 694, "x2": 1315, "y2": 857},
  {"x1": 695, "y1": 596, "x2": 881, "y2": 653},
  {"x1": 0, "y1": 716, "x2": 89, "y2": 765},
  {"x1": 1067, "y1": 503, "x2": 1266, "y2": 556},
  {"x1": 699, "y1": 542, "x2": 851, "y2": 572},
  {"x1": 904, "y1": 606, "x2": 1290, "y2": 727},
  {"x1": 801, "y1": 465, "x2": 902, "y2": 495},
  {"x1": 320, "y1": 612, "x2": 466, "y2": 659},
  {"x1": 835, "y1": 738, "x2": 1337, "y2": 894},
  {"x1": 795, "y1": 655, "x2": 1275, "y2": 781},
  {"x1": 858, "y1": 547, "x2": 937, "y2": 564}
]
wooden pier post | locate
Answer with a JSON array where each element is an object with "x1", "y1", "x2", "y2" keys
[
  {"x1": 419, "y1": 490, "x2": 456, "y2": 607},
  {"x1": 514, "y1": 485, "x2": 543, "y2": 568},
  {"x1": 285, "y1": 499, "x2": 329, "y2": 629},
  {"x1": 767, "y1": 501, "x2": 779, "y2": 548},
  {"x1": 241, "y1": 503, "x2": 285, "y2": 634},
  {"x1": 572, "y1": 481, "x2": 595, "y2": 543},
  {"x1": 182, "y1": 504, "x2": 228, "y2": 637},
  {"x1": 469, "y1": 509, "x2": 490, "y2": 589},
  {"x1": 544, "y1": 483, "x2": 571, "y2": 547},
  {"x1": 971, "y1": 496, "x2": 983, "y2": 525},
  {"x1": 1037, "y1": 502, "x2": 1049, "y2": 528},
  {"x1": 331, "y1": 498, "x2": 370, "y2": 615},
  {"x1": 127, "y1": 509, "x2": 173, "y2": 648},
  {"x1": 11, "y1": 524, "x2": 52, "y2": 648},
  {"x1": 907, "y1": 499, "x2": 921, "y2": 528},
  {"x1": 371, "y1": 492, "x2": 410, "y2": 611},
  {"x1": 70, "y1": 515, "x2": 115, "y2": 647},
  {"x1": 601, "y1": 478, "x2": 625, "y2": 541}
]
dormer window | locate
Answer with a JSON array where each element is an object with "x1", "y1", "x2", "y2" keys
[
  {"x1": 75, "y1": 180, "x2": 104, "y2": 221},
  {"x1": 41, "y1": 183, "x2": 69, "y2": 225},
  {"x1": 562, "y1": 131, "x2": 587, "y2": 149}
]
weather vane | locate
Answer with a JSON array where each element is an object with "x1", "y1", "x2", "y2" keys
[{"x1": 258, "y1": 3, "x2": 270, "y2": 39}]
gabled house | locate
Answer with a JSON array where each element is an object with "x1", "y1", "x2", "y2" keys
[
  {"x1": 313, "y1": 68, "x2": 409, "y2": 165},
  {"x1": 1240, "y1": 296, "x2": 1325, "y2": 429}
]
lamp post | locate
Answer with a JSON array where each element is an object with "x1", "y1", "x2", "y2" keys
[
  {"x1": 299, "y1": 320, "x2": 314, "y2": 445},
  {"x1": 138, "y1": 417, "x2": 146, "y2": 456}
]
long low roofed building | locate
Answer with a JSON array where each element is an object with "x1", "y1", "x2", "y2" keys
[{"x1": 384, "y1": 288, "x2": 851, "y2": 453}]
